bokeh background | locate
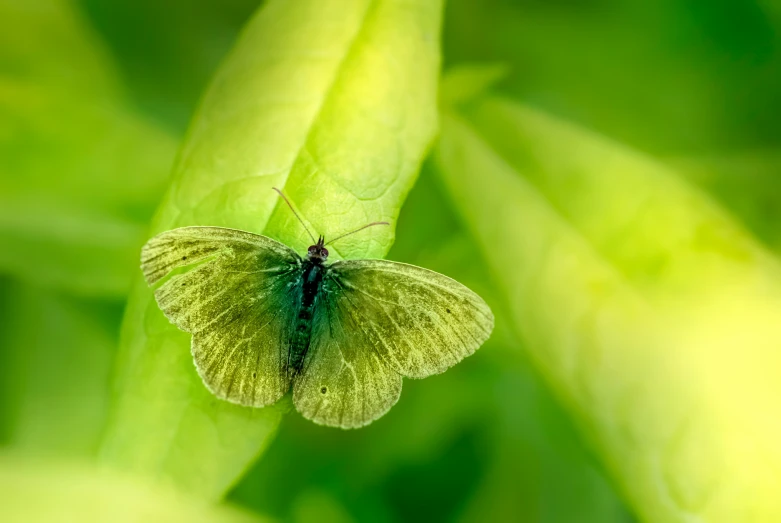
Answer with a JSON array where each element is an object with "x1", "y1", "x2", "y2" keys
[{"x1": 3, "y1": 0, "x2": 781, "y2": 521}]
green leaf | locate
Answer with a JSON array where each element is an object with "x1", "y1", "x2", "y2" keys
[
  {"x1": 0, "y1": 281, "x2": 115, "y2": 456},
  {"x1": 99, "y1": 0, "x2": 443, "y2": 498},
  {"x1": 0, "y1": 202, "x2": 147, "y2": 297},
  {"x1": 80, "y1": 0, "x2": 261, "y2": 131},
  {"x1": 438, "y1": 63, "x2": 509, "y2": 106},
  {"x1": 671, "y1": 150, "x2": 781, "y2": 250},
  {"x1": 0, "y1": 453, "x2": 272, "y2": 523},
  {"x1": 291, "y1": 490, "x2": 355, "y2": 523},
  {"x1": 443, "y1": 0, "x2": 781, "y2": 154},
  {"x1": 436, "y1": 89, "x2": 781, "y2": 521},
  {"x1": 0, "y1": 0, "x2": 177, "y2": 297},
  {"x1": 391, "y1": 172, "x2": 630, "y2": 521}
]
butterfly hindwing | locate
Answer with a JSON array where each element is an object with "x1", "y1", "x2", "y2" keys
[
  {"x1": 141, "y1": 226, "x2": 302, "y2": 407},
  {"x1": 292, "y1": 292, "x2": 403, "y2": 429},
  {"x1": 293, "y1": 259, "x2": 494, "y2": 428}
]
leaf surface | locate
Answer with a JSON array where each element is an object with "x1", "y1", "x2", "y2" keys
[
  {"x1": 0, "y1": 0, "x2": 177, "y2": 296},
  {"x1": 436, "y1": 79, "x2": 781, "y2": 521},
  {"x1": 0, "y1": 280, "x2": 115, "y2": 455},
  {"x1": 0, "y1": 454, "x2": 271, "y2": 523},
  {"x1": 99, "y1": 0, "x2": 443, "y2": 498}
]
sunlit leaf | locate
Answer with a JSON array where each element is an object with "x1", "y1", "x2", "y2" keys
[
  {"x1": 99, "y1": 0, "x2": 443, "y2": 498},
  {"x1": 0, "y1": 454, "x2": 272, "y2": 523},
  {"x1": 437, "y1": 84, "x2": 781, "y2": 521}
]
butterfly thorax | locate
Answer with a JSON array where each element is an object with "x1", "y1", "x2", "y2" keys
[{"x1": 289, "y1": 243, "x2": 329, "y2": 375}]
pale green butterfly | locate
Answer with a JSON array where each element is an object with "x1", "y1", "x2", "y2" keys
[{"x1": 141, "y1": 189, "x2": 494, "y2": 428}]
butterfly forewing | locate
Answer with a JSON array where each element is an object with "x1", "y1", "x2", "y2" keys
[
  {"x1": 141, "y1": 226, "x2": 302, "y2": 407},
  {"x1": 292, "y1": 259, "x2": 494, "y2": 428}
]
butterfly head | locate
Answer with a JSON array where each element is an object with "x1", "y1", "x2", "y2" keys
[{"x1": 307, "y1": 236, "x2": 329, "y2": 262}]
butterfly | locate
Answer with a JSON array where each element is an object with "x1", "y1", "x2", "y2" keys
[{"x1": 141, "y1": 188, "x2": 494, "y2": 428}]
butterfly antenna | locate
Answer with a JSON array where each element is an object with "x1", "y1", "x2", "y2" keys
[
  {"x1": 325, "y1": 221, "x2": 390, "y2": 246},
  {"x1": 272, "y1": 187, "x2": 316, "y2": 244}
]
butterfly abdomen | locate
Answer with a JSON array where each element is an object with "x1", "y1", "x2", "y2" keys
[{"x1": 289, "y1": 260, "x2": 326, "y2": 374}]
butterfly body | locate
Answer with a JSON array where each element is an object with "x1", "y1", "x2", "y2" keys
[
  {"x1": 289, "y1": 240, "x2": 329, "y2": 374},
  {"x1": 141, "y1": 225, "x2": 493, "y2": 429}
]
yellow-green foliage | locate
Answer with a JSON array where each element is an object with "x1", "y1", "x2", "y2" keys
[
  {"x1": 3, "y1": 0, "x2": 781, "y2": 522},
  {"x1": 98, "y1": 0, "x2": 443, "y2": 500},
  {"x1": 437, "y1": 73, "x2": 781, "y2": 521}
]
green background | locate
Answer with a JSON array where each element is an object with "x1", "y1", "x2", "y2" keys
[{"x1": 3, "y1": 0, "x2": 781, "y2": 521}]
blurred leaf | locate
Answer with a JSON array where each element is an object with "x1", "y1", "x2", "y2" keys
[
  {"x1": 439, "y1": 63, "x2": 509, "y2": 106},
  {"x1": 0, "y1": 202, "x2": 146, "y2": 296},
  {"x1": 443, "y1": 0, "x2": 781, "y2": 154},
  {"x1": 0, "y1": 0, "x2": 121, "y2": 95},
  {"x1": 99, "y1": 0, "x2": 443, "y2": 499},
  {"x1": 0, "y1": 453, "x2": 271, "y2": 523},
  {"x1": 436, "y1": 82, "x2": 781, "y2": 521},
  {"x1": 291, "y1": 490, "x2": 355, "y2": 523},
  {"x1": 672, "y1": 150, "x2": 781, "y2": 249},
  {"x1": 0, "y1": 0, "x2": 177, "y2": 297},
  {"x1": 82, "y1": 0, "x2": 261, "y2": 130},
  {"x1": 0, "y1": 280, "x2": 116, "y2": 456}
]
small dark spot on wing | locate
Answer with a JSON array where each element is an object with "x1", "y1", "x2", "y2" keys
[
  {"x1": 252, "y1": 372, "x2": 257, "y2": 378},
  {"x1": 321, "y1": 387, "x2": 327, "y2": 394},
  {"x1": 446, "y1": 308, "x2": 451, "y2": 314},
  {"x1": 182, "y1": 256, "x2": 187, "y2": 260}
]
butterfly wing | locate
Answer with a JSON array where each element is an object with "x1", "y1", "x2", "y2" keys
[
  {"x1": 141, "y1": 226, "x2": 302, "y2": 407},
  {"x1": 293, "y1": 259, "x2": 494, "y2": 428}
]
